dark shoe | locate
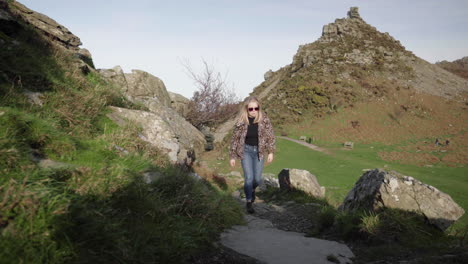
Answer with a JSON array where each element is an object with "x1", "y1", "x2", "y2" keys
[{"x1": 246, "y1": 202, "x2": 255, "y2": 214}]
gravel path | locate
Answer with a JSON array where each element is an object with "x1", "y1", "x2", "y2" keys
[
  {"x1": 219, "y1": 192, "x2": 354, "y2": 264},
  {"x1": 277, "y1": 136, "x2": 332, "y2": 154}
]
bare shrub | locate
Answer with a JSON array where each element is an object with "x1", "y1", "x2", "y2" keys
[{"x1": 182, "y1": 59, "x2": 240, "y2": 129}]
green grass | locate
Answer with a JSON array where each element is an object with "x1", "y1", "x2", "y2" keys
[
  {"x1": 1, "y1": 10, "x2": 244, "y2": 263},
  {"x1": 1, "y1": 98, "x2": 244, "y2": 263},
  {"x1": 262, "y1": 138, "x2": 468, "y2": 228}
]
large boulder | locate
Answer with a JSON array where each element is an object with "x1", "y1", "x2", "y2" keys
[
  {"x1": 278, "y1": 169, "x2": 325, "y2": 198},
  {"x1": 10, "y1": 1, "x2": 82, "y2": 49},
  {"x1": 98, "y1": 66, "x2": 128, "y2": 93},
  {"x1": 125, "y1": 70, "x2": 172, "y2": 109},
  {"x1": 6, "y1": 1, "x2": 94, "y2": 73},
  {"x1": 259, "y1": 173, "x2": 280, "y2": 191},
  {"x1": 98, "y1": 67, "x2": 174, "y2": 112},
  {"x1": 107, "y1": 106, "x2": 206, "y2": 165},
  {"x1": 168, "y1": 91, "x2": 190, "y2": 117},
  {"x1": 339, "y1": 169, "x2": 465, "y2": 230}
]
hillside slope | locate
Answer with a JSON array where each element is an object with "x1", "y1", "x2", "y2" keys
[
  {"x1": 436, "y1": 56, "x2": 468, "y2": 80},
  {"x1": 250, "y1": 7, "x2": 467, "y2": 127},
  {"x1": 0, "y1": 1, "x2": 242, "y2": 263}
]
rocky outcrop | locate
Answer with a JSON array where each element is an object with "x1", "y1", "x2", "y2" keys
[
  {"x1": 169, "y1": 91, "x2": 190, "y2": 117},
  {"x1": 295, "y1": 7, "x2": 410, "y2": 70},
  {"x1": 347, "y1": 6, "x2": 362, "y2": 20},
  {"x1": 339, "y1": 169, "x2": 465, "y2": 230},
  {"x1": 107, "y1": 106, "x2": 206, "y2": 165},
  {"x1": 264, "y1": 70, "x2": 273, "y2": 81},
  {"x1": 259, "y1": 173, "x2": 280, "y2": 190},
  {"x1": 125, "y1": 70, "x2": 172, "y2": 109},
  {"x1": 98, "y1": 67, "x2": 206, "y2": 163},
  {"x1": 98, "y1": 66, "x2": 128, "y2": 92},
  {"x1": 278, "y1": 169, "x2": 325, "y2": 198},
  {"x1": 242, "y1": 6, "x2": 468, "y2": 128},
  {"x1": 213, "y1": 118, "x2": 237, "y2": 143},
  {"x1": 5, "y1": 1, "x2": 94, "y2": 73},
  {"x1": 10, "y1": 1, "x2": 82, "y2": 49},
  {"x1": 98, "y1": 67, "x2": 174, "y2": 111},
  {"x1": 408, "y1": 57, "x2": 468, "y2": 99}
]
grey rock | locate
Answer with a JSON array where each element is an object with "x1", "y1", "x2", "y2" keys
[
  {"x1": 339, "y1": 169, "x2": 465, "y2": 230},
  {"x1": 347, "y1": 7, "x2": 362, "y2": 20},
  {"x1": 23, "y1": 90, "x2": 44, "y2": 106},
  {"x1": 213, "y1": 118, "x2": 237, "y2": 143},
  {"x1": 264, "y1": 70, "x2": 273, "y2": 80},
  {"x1": 189, "y1": 172, "x2": 202, "y2": 180},
  {"x1": 278, "y1": 169, "x2": 325, "y2": 198},
  {"x1": 107, "y1": 106, "x2": 206, "y2": 165},
  {"x1": 143, "y1": 171, "x2": 163, "y2": 184},
  {"x1": 75, "y1": 48, "x2": 94, "y2": 68},
  {"x1": 37, "y1": 159, "x2": 72, "y2": 170},
  {"x1": 98, "y1": 66, "x2": 128, "y2": 93},
  {"x1": 113, "y1": 145, "x2": 129, "y2": 155},
  {"x1": 11, "y1": 1, "x2": 82, "y2": 49},
  {"x1": 125, "y1": 69, "x2": 171, "y2": 109},
  {"x1": 78, "y1": 48, "x2": 92, "y2": 59},
  {"x1": 221, "y1": 214, "x2": 354, "y2": 264},
  {"x1": 259, "y1": 173, "x2": 279, "y2": 191},
  {"x1": 99, "y1": 67, "x2": 174, "y2": 113},
  {"x1": 168, "y1": 91, "x2": 190, "y2": 116}
]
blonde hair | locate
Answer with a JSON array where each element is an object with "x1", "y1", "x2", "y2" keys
[{"x1": 237, "y1": 96, "x2": 263, "y2": 124}]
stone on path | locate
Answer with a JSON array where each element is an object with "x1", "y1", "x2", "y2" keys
[
  {"x1": 278, "y1": 168, "x2": 326, "y2": 198},
  {"x1": 221, "y1": 215, "x2": 354, "y2": 264},
  {"x1": 339, "y1": 168, "x2": 465, "y2": 230}
]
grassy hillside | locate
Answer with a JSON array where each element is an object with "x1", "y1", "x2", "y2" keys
[
  {"x1": 0, "y1": 3, "x2": 242, "y2": 263},
  {"x1": 282, "y1": 89, "x2": 467, "y2": 167},
  {"x1": 202, "y1": 137, "x2": 467, "y2": 228}
]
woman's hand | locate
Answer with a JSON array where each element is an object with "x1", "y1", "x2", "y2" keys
[
  {"x1": 267, "y1": 153, "x2": 274, "y2": 163},
  {"x1": 230, "y1": 159, "x2": 236, "y2": 167}
]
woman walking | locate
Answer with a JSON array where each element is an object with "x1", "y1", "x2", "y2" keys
[{"x1": 229, "y1": 97, "x2": 276, "y2": 213}]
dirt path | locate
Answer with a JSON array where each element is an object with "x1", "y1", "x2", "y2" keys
[
  {"x1": 277, "y1": 136, "x2": 332, "y2": 155},
  {"x1": 220, "y1": 192, "x2": 354, "y2": 264}
]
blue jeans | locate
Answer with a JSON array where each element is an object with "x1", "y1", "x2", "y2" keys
[{"x1": 241, "y1": 144, "x2": 264, "y2": 201}]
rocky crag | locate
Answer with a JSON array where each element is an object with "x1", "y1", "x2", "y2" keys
[
  {"x1": 250, "y1": 7, "x2": 467, "y2": 126},
  {"x1": 4, "y1": 1, "x2": 94, "y2": 73},
  {"x1": 4, "y1": 2, "x2": 204, "y2": 165},
  {"x1": 98, "y1": 66, "x2": 204, "y2": 164}
]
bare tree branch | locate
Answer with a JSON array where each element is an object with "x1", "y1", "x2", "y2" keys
[{"x1": 181, "y1": 59, "x2": 240, "y2": 128}]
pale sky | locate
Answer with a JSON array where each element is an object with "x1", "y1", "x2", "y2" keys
[{"x1": 20, "y1": 0, "x2": 468, "y2": 99}]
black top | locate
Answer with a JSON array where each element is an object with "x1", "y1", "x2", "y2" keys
[{"x1": 245, "y1": 117, "x2": 258, "y2": 146}]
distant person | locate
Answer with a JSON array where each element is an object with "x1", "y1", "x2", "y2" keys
[
  {"x1": 435, "y1": 138, "x2": 440, "y2": 146},
  {"x1": 229, "y1": 96, "x2": 276, "y2": 214},
  {"x1": 445, "y1": 139, "x2": 450, "y2": 146}
]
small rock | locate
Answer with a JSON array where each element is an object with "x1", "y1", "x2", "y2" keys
[{"x1": 142, "y1": 171, "x2": 163, "y2": 184}]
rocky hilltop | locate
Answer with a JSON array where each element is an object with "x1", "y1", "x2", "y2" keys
[
  {"x1": 250, "y1": 7, "x2": 468, "y2": 125},
  {"x1": 436, "y1": 56, "x2": 468, "y2": 80}
]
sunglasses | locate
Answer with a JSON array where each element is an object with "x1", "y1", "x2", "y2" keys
[{"x1": 248, "y1": 107, "x2": 259, "y2": 112}]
